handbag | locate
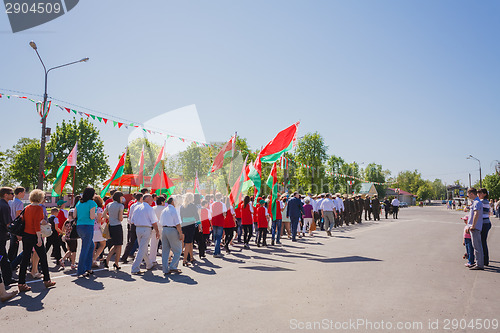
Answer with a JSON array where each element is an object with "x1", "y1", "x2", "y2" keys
[
  {"x1": 40, "y1": 224, "x2": 53, "y2": 237},
  {"x1": 101, "y1": 222, "x2": 111, "y2": 239},
  {"x1": 8, "y1": 207, "x2": 26, "y2": 236}
]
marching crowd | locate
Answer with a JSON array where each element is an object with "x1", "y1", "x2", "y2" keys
[{"x1": 0, "y1": 185, "x2": 402, "y2": 302}]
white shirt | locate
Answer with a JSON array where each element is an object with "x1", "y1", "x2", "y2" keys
[
  {"x1": 321, "y1": 198, "x2": 335, "y2": 212},
  {"x1": 160, "y1": 204, "x2": 181, "y2": 227},
  {"x1": 316, "y1": 198, "x2": 324, "y2": 211},
  {"x1": 391, "y1": 198, "x2": 400, "y2": 207},
  {"x1": 153, "y1": 205, "x2": 166, "y2": 222},
  {"x1": 131, "y1": 202, "x2": 158, "y2": 227},
  {"x1": 334, "y1": 197, "x2": 344, "y2": 212},
  {"x1": 128, "y1": 201, "x2": 140, "y2": 224},
  {"x1": 306, "y1": 196, "x2": 317, "y2": 212}
]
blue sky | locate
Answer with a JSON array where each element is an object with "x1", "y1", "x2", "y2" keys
[{"x1": 1, "y1": 0, "x2": 499, "y2": 186}]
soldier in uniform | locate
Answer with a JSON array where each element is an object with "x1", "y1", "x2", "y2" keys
[
  {"x1": 371, "y1": 194, "x2": 381, "y2": 221},
  {"x1": 364, "y1": 195, "x2": 372, "y2": 221},
  {"x1": 353, "y1": 195, "x2": 360, "y2": 224}
]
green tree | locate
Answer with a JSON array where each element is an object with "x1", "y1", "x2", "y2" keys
[
  {"x1": 8, "y1": 138, "x2": 40, "y2": 190},
  {"x1": 294, "y1": 132, "x2": 328, "y2": 193},
  {"x1": 326, "y1": 155, "x2": 345, "y2": 194},
  {"x1": 416, "y1": 182, "x2": 432, "y2": 201},
  {"x1": 178, "y1": 142, "x2": 213, "y2": 182},
  {"x1": 482, "y1": 173, "x2": 500, "y2": 200},
  {"x1": 46, "y1": 118, "x2": 110, "y2": 194},
  {"x1": 126, "y1": 138, "x2": 163, "y2": 176},
  {"x1": 430, "y1": 179, "x2": 446, "y2": 200},
  {"x1": 363, "y1": 163, "x2": 387, "y2": 197},
  {"x1": 396, "y1": 170, "x2": 425, "y2": 195},
  {"x1": 339, "y1": 162, "x2": 362, "y2": 194}
]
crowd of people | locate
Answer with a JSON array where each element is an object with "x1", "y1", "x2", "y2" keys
[{"x1": 0, "y1": 185, "x2": 403, "y2": 302}]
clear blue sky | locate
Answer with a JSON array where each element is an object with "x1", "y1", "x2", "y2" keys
[{"x1": 1, "y1": 0, "x2": 499, "y2": 186}]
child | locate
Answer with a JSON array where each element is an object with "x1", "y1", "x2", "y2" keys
[
  {"x1": 462, "y1": 215, "x2": 474, "y2": 267},
  {"x1": 257, "y1": 200, "x2": 269, "y2": 247},
  {"x1": 62, "y1": 210, "x2": 78, "y2": 269},
  {"x1": 46, "y1": 208, "x2": 64, "y2": 267}
]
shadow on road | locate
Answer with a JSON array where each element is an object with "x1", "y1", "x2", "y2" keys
[
  {"x1": 240, "y1": 265, "x2": 295, "y2": 272},
  {"x1": 0, "y1": 288, "x2": 49, "y2": 311},
  {"x1": 72, "y1": 276, "x2": 105, "y2": 290},
  {"x1": 309, "y1": 256, "x2": 382, "y2": 263}
]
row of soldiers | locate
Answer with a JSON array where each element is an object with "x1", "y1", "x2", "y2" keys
[{"x1": 312, "y1": 193, "x2": 381, "y2": 229}]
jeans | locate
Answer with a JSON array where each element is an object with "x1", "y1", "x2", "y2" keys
[
  {"x1": 242, "y1": 224, "x2": 252, "y2": 245},
  {"x1": 0, "y1": 237, "x2": 13, "y2": 284},
  {"x1": 7, "y1": 233, "x2": 19, "y2": 261},
  {"x1": 271, "y1": 219, "x2": 282, "y2": 242},
  {"x1": 223, "y1": 227, "x2": 234, "y2": 250},
  {"x1": 470, "y1": 229, "x2": 484, "y2": 268},
  {"x1": 121, "y1": 224, "x2": 137, "y2": 261},
  {"x1": 290, "y1": 216, "x2": 300, "y2": 240},
  {"x1": 161, "y1": 227, "x2": 182, "y2": 273},
  {"x1": 235, "y1": 218, "x2": 242, "y2": 242},
  {"x1": 19, "y1": 233, "x2": 51, "y2": 284},
  {"x1": 131, "y1": 227, "x2": 153, "y2": 273},
  {"x1": 213, "y1": 226, "x2": 224, "y2": 255},
  {"x1": 464, "y1": 238, "x2": 474, "y2": 265},
  {"x1": 481, "y1": 222, "x2": 491, "y2": 266},
  {"x1": 77, "y1": 225, "x2": 94, "y2": 276}
]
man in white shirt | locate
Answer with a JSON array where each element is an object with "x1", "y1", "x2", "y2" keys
[
  {"x1": 321, "y1": 194, "x2": 336, "y2": 236},
  {"x1": 391, "y1": 197, "x2": 400, "y2": 219},
  {"x1": 160, "y1": 197, "x2": 184, "y2": 274},
  {"x1": 130, "y1": 194, "x2": 160, "y2": 274},
  {"x1": 334, "y1": 193, "x2": 344, "y2": 227},
  {"x1": 316, "y1": 194, "x2": 325, "y2": 230}
]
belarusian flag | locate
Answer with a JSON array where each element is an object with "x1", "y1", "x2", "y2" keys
[
  {"x1": 135, "y1": 144, "x2": 145, "y2": 188},
  {"x1": 229, "y1": 156, "x2": 248, "y2": 208},
  {"x1": 210, "y1": 134, "x2": 236, "y2": 173},
  {"x1": 194, "y1": 171, "x2": 201, "y2": 194},
  {"x1": 51, "y1": 142, "x2": 77, "y2": 197},
  {"x1": 100, "y1": 151, "x2": 126, "y2": 198},
  {"x1": 241, "y1": 163, "x2": 253, "y2": 193},
  {"x1": 247, "y1": 158, "x2": 262, "y2": 204},
  {"x1": 151, "y1": 145, "x2": 175, "y2": 196},
  {"x1": 259, "y1": 122, "x2": 299, "y2": 163},
  {"x1": 266, "y1": 162, "x2": 278, "y2": 219}
]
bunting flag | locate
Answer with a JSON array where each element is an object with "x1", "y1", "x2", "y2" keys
[
  {"x1": 135, "y1": 145, "x2": 145, "y2": 188},
  {"x1": 194, "y1": 171, "x2": 201, "y2": 194},
  {"x1": 259, "y1": 122, "x2": 299, "y2": 164},
  {"x1": 151, "y1": 145, "x2": 176, "y2": 196},
  {"x1": 101, "y1": 151, "x2": 126, "y2": 198},
  {"x1": 210, "y1": 134, "x2": 236, "y2": 173},
  {"x1": 229, "y1": 155, "x2": 248, "y2": 208},
  {"x1": 51, "y1": 142, "x2": 77, "y2": 197},
  {"x1": 266, "y1": 162, "x2": 278, "y2": 220}
]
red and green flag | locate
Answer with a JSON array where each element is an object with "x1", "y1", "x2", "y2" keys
[
  {"x1": 247, "y1": 158, "x2": 262, "y2": 205},
  {"x1": 51, "y1": 142, "x2": 77, "y2": 197},
  {"x1": 101, "y1": 150, "x2": 126, "y2": 198},
  {"x1": 266, "y1": 162, "x2": 278, "y2": 219},
  {"x1": 258, "y1": 122, "x2": 299, "y2": 164},
  {"x1": 135, "y1": 144, "x2": 145, "y2": 188},
  {"x1": 151, "y1": 145, "x2": 175, "y2": 196},
  {"x1": 210, "y1": 134, "x2": 236, "y2": 173},
  {"x1": 194, "y1": 171, "x2": 201, "y2": 194},
  {"x1": 229, "y1": 156, "x2": 248, "y2": 208}
]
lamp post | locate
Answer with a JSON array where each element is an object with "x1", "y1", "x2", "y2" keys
[
  {"x1": 30, "y1": 41, "x2": 89, "y2": 190},
  {"x1": 466, "y1": 155, "x2": 482, "y2": 188}
]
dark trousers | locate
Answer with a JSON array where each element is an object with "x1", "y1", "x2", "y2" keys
[
  {"x1": 8, "y1": 233, "x2": 19, "y2": 261},
  {"x1": 235, "y1": 218, "x2": 242, "y2": 242},
  {"x1": 373, "y1": 209, "x2": 380, "y2": 221},
  {"x1": 385, "y1": 209, "x2": 390, "y2": 219},
  {"x1": 19, "y1": 233, "x2": 51, "y2": 284},
  {"x1": 393, "y1": 206, "x2": 399, "y2": 219},
  {"x1": 121, "y1": 224, "x2": 137, "y2": 261},
  {"x1": 364, "y1": 208, "x2": 371, "y2": 220},
  {"x1": 242, "y1": 224, "x2": 252, "y2": 244},
  {"x1": 482, "y1": 222, "x2": 491, "y2": 266},
  {"x1": 194, "y1": 227, "x2": 206, "y2": 258},
  {"x1": 224, "y1": 227, "x2": 234, "y2": 250},
  {"x1": 0, "y1": 237, "x2": 13, "y2": 284},
  {"x1": 291, "y1": 217, "x2": 300, "y2": 240},
  {"x1": 257, "y1": 227, "x2": 267, "y2": 245},
  {"x1": 45, "y1": 234, "x2": 62, "y2": 261}
]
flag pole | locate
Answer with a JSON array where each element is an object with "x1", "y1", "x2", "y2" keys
[
  {"x1": 71, "y1": 166, "x2": 76, "y2": 206},
  {"x1": 226, "y1": 132, "x2": 237, "y2": 195},
  {"x1": 117, "y1": 148, "x2": 126, "y2": 192}
]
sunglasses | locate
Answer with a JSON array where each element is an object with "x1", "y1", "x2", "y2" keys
[{"x1": 9, "y1": 193, "x2": 14, "y2": 195}]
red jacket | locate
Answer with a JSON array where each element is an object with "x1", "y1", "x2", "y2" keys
[
  {"x1": 257, "y1": 206, "x2": 268, "y2": 228},
  {"x1": 200, "y1": 207, "x2": 211, "y2": 235},
  {"x1": 223, "y1": 208, "x2": 235, "y2": 228},
  {"x1": 211, "y1": 201, "x2": 225, "y2": 227},
  {"x1": 241, "y1": 204, "x2": 253, "y2": 225}
]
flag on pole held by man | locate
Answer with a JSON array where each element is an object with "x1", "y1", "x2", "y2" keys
[
  {"x1": 151, "y1": 145, "x2": 175, "y2": 196},
  {"x1": 229, "y1": 155, "x2": 248, "y2": 208},
  {"x1": 51, "y1": 142, "x2": 77, "y2": 197},
  {"x1": 266, "y1": 162, "x2": 278, "y2": 219},
  {"x1": 194, "y1": 171, "x2": 201, "y2": 194},
  {"x1": 100, "y1": 150, "x2": 126, "y2": 198},
  {"x1": 247, "y1": 158, "x2": 262, "y2": 204},
  {"x1": 210, "y1": 134, "x2": 236, "y2": 173},
  {"x1": 258, "y1": 122, "x2": 299, "y2": 164},
  {"x1": 135, "y1": 144, "x2": 145, "y2": 188}
]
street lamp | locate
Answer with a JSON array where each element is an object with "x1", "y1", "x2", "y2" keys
[
  {"x1": 466, "y1": 155, "x2": 482, "y2": 188},
  {"x1": 29, "y1": 40, "x2": 89, "y2": 190}
]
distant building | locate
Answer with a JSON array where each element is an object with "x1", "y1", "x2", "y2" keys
[
  {"x1": 357, "y1": 183, "x2": 378, "y2": 196},
  {"x1": 386, "y1": 188, "x2": 416, "y2": 206}
]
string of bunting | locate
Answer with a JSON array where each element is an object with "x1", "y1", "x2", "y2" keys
[
  {"x1": 278, "y1": 156, "x2": 397, "y2": 185},
  {"x1": 0, "y1": 91, "x2": 214, "y2": 148}
]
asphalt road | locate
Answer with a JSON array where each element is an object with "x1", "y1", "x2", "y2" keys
[{"x1": 1, "y1": 206, "x2": 499, "y2": 332}]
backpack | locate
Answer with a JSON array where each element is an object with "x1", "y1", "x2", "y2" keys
[{"x1": 7, "y1": 207, "x2": 26, "y2": 236}]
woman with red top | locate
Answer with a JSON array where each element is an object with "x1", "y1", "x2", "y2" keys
[
  {"x1": 18, "y1": 189, "x2": 56, "y2": 292},
  {"x1": 240, "y1": 195, "x2": 254, "y2": 249},
  {"x1": 211, "y1": 193, "x2": 226, "y2": 257},
  {"x1": 253, "y1": 197, "x2": 261, "y2": 243},
  {"x1": 257, "y1": 200, "x2": 269, "y2": 247},
  {"x1": 223, "y1": 197, "x2": 236, "y2": 254},
  {"x1": 200, "y1": 200, "x2": 211, "y2": 251}
]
